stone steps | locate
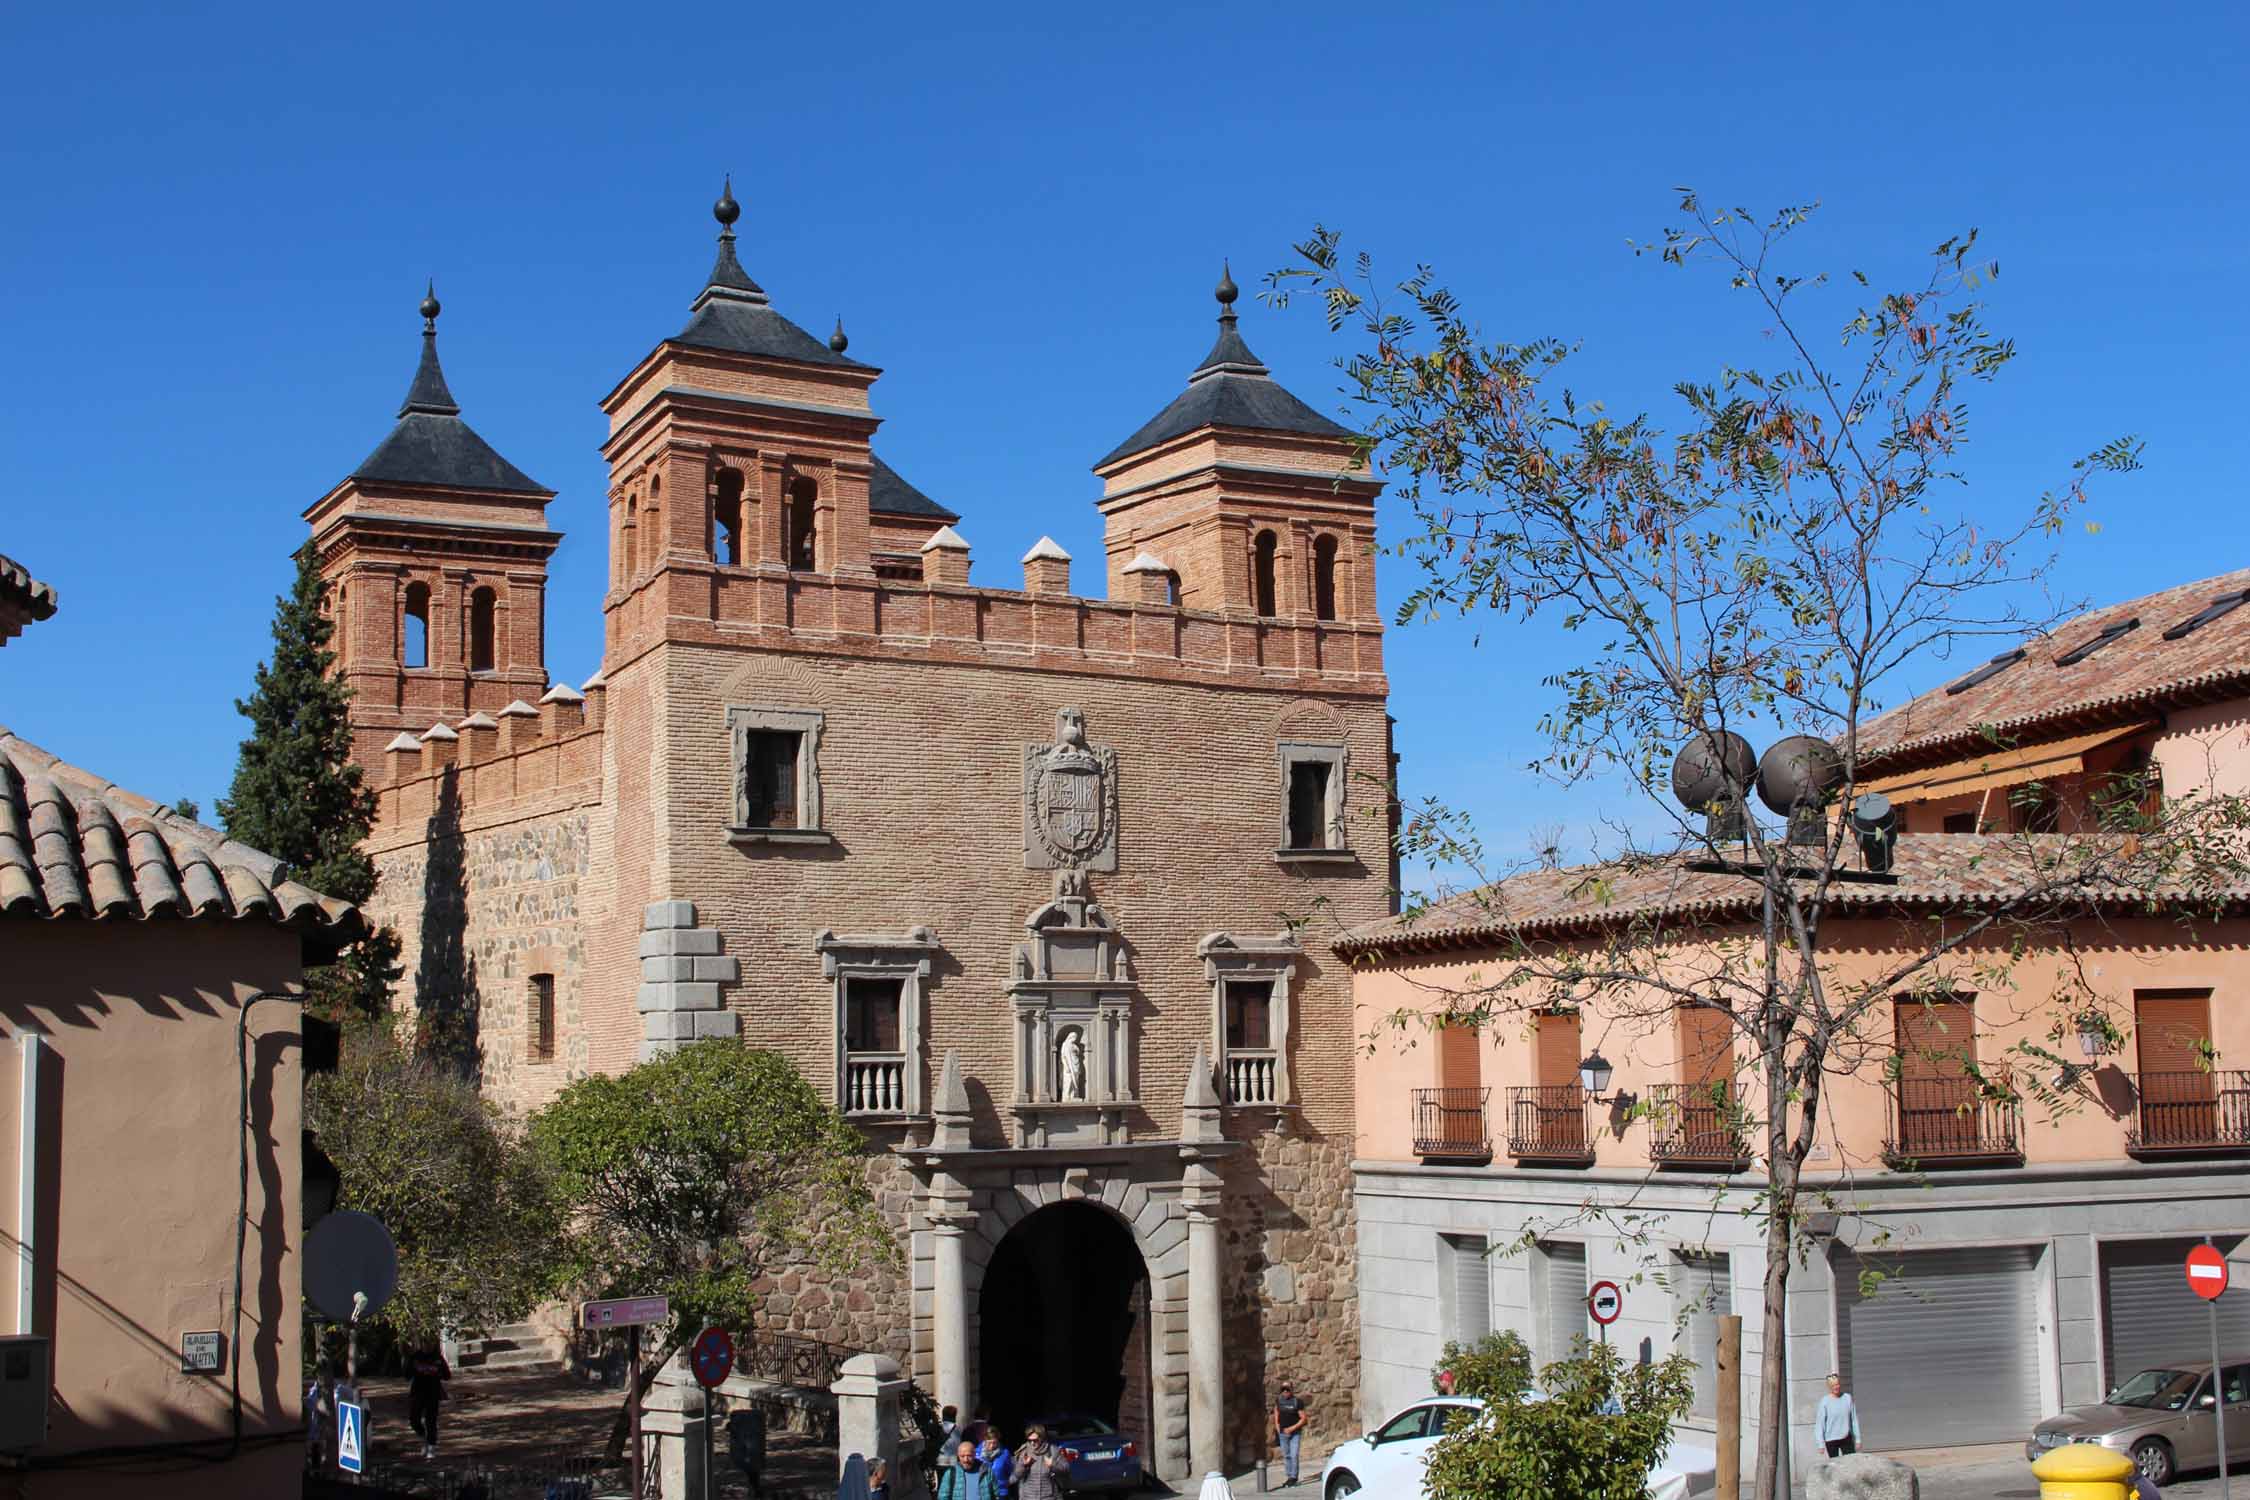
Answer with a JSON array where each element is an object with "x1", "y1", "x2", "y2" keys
[{"x1": 453, "y1": 1321, "x2": 567, "y2": 1374}]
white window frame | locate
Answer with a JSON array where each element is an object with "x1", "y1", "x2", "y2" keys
[
  {"x1": 817, "y1": 927, "x2": 940, "y2": 1118},
  {"x1": 1198, "y1": 932, "x2": 1301, "y2": 1109},
  {"x1": 1276, "y1": 740, "x2": 1351, "y2": 861},
  {"x1": 728, "y1": 705, "x2": 828, "y2": 844}
]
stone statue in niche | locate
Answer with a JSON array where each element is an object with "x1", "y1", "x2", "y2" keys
[
  {"x1": 1058, "y1": 1027, "x2": 1087, "y2": 1102},
  {"x1": 1023, "y1": 707, "x2": 1119, "y2": 873}
]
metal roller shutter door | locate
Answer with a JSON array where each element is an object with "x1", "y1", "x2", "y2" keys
[
  {"x1": 2102, "y1": 1237, "x2": 2250, "y2": 1387},
  {"x1": 1545, "y1": 1241, "x2": 1589, "y2": 1362},
  {"x1": 1836, "y1": 1245, "x2": 2041, "y2": 1448},
  {"x1": 1674, "y1": 1252, "x2": 1733, "y2": 1419}
]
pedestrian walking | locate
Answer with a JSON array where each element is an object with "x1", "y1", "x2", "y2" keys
[
  {"x1": 407, "y1": 1341, "x2": 452, "y2": 1461},
  {"x1": 1815, "y1": 1373, "x2": 1861, "y2": 1458},
  {"x1": 977, "y1": 1432, "x2": 1015, "y2": 1500},
  {"x1": 1273, "y1": 1381, "x2": 1308, "y2": 1487},
  {"x1": 938, "y1": 1440, "x2": 995, "y2": 1500},
  {"x1": 937, "y1": 1406, "x2": 962, "y2": 1470},
  {"x1": 1013, "y1": 1423, "x2": 1066, "y2": 1500},
  {"x1": 305, "y1": 1363, "x2": 335, "y2": 1471}
]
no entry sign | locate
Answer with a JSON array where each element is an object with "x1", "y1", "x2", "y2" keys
[
  {"x1": 1588, "y1": 1280, "x2": 1624, "y2": 1326},
  {"x1": 691, "y1": 1325, "x2": 736, "y2": 1389},
  {"x1": 2188, "y1": 1244, "x2": 2231, "y2": 1301}
]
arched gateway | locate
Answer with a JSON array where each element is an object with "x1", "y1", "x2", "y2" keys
[
  {"x1": 978, "y1": 1202, "x2": 1153, "y2": 1442},
  {"x1": 910, "y1": 1050, "x2": 1233, "y2": 1482}
]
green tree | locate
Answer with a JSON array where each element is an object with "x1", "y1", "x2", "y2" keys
[
  {"x1": 1432, "y1": 1329, "x2": 1534, "y2": 1404},
  {"x1": 1276, "y1": 196, "x2": 2250, "y2": 1498},
  {"x1": 1423, "y1": 1343, "x2": 1694, "y2": 1500},
  {"x1": 306, "y1": 1027, "x2": 561, "y2": 1345},
  {"x1": 530, "y1": 1040, "x2": 896, "y2": 1456},
  {"x1": 219, "y1": 541, "x2": 400, "y2": 1020}
]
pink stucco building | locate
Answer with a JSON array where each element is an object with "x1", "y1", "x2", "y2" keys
[{"x1": 1344, "y1": 568, "x2": 2250, "y2": 1480}]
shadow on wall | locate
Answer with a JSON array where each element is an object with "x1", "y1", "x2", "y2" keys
[{"x1": 415, "y1": 769, "x2": 481, "y2": 1077}]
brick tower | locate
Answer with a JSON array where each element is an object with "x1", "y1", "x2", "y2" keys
[
  {"x1": 305, "y1": 285, "x2": 559, "y2": 765},
  {"x1": 1093, "y1": 264, "x2": 1382, "y2": 629}
]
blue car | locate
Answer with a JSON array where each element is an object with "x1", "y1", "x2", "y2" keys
[{"x1": 1044, "y1": 1413, "x2": 1144, "y2": 1494}]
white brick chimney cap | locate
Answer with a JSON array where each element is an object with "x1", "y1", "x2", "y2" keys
[
  {"x1": 498, "y1": 700, "x2": 539, "y2": 718},
  {"x1": 920, "y1": 525, "x2": 971, "y2": 553},
  {"x1": 384, "y1": 732, "x2": 423, "y2": 752},
  {"x1": 539, "y1": 682, "x2": 586, "y2": 705},
  {"x1": 419, "y1": 722, "x2": 460, "y2": 741},
  {"x1": 457, "y1": 712, "x2": 498, "y2": 730},
  {"x1": 1021, "y1": 535, "x2": 1072, "y2": 564},
  {"x1": 1123, "y1": 551, "x2": 1172, "y2": 574}
]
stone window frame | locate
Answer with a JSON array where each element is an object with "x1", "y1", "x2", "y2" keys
[
  {"x1": 727, "y1": 705, "x2": 830, "y2": 846},
  {"x1": 818, "y1": 927, "x2": 941, "y2": 1120},
  {"x1": 1197, "y1": 932, "x2": 1302, "y2": 1111},
  {"x1": 1275, "y1": 740, "x2": 1352, "y2": 865}
]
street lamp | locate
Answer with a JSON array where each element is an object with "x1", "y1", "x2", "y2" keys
[{"x1": 1578, "y1": 1050, "x2": 1615, "y2": 1097}]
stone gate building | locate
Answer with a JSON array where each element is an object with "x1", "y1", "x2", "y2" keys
[{"x1": 306, "y1": 187, "x2": 1396, "y2": 1478}]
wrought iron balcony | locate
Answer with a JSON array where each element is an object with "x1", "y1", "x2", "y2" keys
[
  {"x1": 2128, "y1": 1070, "x2": 2250, "y2": 1155},
  {"x1": 1882, "y1": 1067, "x2": 2021, "y2": 1167},
  {"x1": 1648, "y1": 1083, "x2": 1751, "y2": 1170},
  {"x1": 1412, "y1": 1087, "x2": 1492, "y2": 1160},
  {"x1": 1505, "y1": 1085, "x2": 1594, "y2": 1166}
]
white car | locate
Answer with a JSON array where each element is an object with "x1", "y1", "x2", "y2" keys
[{"x1": 1318, "y1": 1396, "x2": 1718, "y2": 1500}]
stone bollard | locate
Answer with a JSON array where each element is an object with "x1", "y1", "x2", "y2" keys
[
  {"x1": 1805, "y1": 1452, "x2": 1920, "y2": 1500},
  {"x1": 2030, "y1": 1443, "x2": 2137, "y2": 1500},
  {"x1": 832, "y1": 1353, "x2": 917, "y2": 1499}
]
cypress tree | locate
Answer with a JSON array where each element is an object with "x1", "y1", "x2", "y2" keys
[{"x1": 220, "y1": 542, "x2": 400, "y2": 1019}]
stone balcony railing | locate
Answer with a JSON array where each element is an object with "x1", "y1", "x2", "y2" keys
[
  {"x1": 842, "y1": 1051, "x2": 909, "y2": 1116},
  {"x1": 1225, "y1": 1049, "x2": 1281, "y2": 1106}
]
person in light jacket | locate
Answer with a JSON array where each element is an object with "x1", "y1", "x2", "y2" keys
[
  {"x1": 1013, "y1": 1424, "x2": 1066, "y2": 1500},
  {"x1": 938, "y1": 1441, "x2": 994, "y2": 1500},
  {"x1": 1816, "y1": 1373, "x2": 1861, "y2": 1457}
]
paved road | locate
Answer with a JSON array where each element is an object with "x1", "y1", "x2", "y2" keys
[{"x1": 1805, "y1": 1442, "x2": 2240, "y2": 1499}]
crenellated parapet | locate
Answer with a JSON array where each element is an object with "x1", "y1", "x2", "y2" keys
[{"x1": 369, "y1": 677, "x2": 607, "y2": 842}]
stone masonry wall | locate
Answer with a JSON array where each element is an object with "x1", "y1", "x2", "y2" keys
[
  {"x1": 1223, "y1": 1132, "x2": 1360, "y2": 1462},
  {"x1": 366, "y1": 799, "x2": 597, "y2": 1117}
]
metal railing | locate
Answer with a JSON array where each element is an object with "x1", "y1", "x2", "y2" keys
[
  {"x1": 2128, "y1": 1070, "x2": 2250, "y2": 1154},
  {"x1": 1226, "y1": 1048, "x2": 1281, "y2": 1105},
  {"x1": 1648, "y1": 1082, "x2": 1750, "y2": 1169},
  {"x1": 1506, "y1": 1084, "x2": 1594, "y2": 1164},
  {"x1": 842, "y1": 1051, "x2": 907, "y2": 1114},
  {"x1": 1411, "y1": 1087, "x2": 1491, "y2": 1158},
  {"x1": 1882, "y1": 1066, "x2": 2020, "y2": 1165}
]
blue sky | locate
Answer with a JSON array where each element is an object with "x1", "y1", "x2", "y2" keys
[{"x1": 3, "y1": 2, "x2": 2245, "y2": 876}]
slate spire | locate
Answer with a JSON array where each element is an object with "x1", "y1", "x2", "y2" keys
[
  {"x1": 1192, "y1": 259, "x2": 1267, "y2": 380},
  {"x1": 399, "y1": 279, "x2": 462, "y2": 417},
  {"x1": 1094, "y1": 264, "x2": 1350, "y2": 470},
  {"x1": 698, "y1": 173, "x2": 768, "y2": 307}
]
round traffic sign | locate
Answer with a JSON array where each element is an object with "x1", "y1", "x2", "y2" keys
[
  {"x1": 2187, "y1": 1244, "x2": 2230, "y2": 1302},
  {"x1": 1588, "y1": 1280, "x2": 1624, "y2": 1326},
  {"x1": 691, "y1": 1325, "x2": 736, "y2": 1388}
]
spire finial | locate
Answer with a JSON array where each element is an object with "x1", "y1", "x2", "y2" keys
[
  {"x1": 829, "y1": 315, "x2": 849, "y2": 355},
  {"x1": 1215, "y1": 260, "x2": 1239, "y2": 319},
  {"x1": 420, "y1": 278, "x2": 441, "y2": 331},
  {"x1": 714, "y1": 174, "x2": 741, "y2": 233}
]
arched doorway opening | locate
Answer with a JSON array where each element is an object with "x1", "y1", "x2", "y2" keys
[{"x1": 979, "y1": 1201, "x2": 1152, "y2": 1453}]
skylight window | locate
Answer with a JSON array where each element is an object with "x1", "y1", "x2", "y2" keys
[
  {"x1": 1943, "y1": 648, "x2": 2027, "y2": 696},
  {"x1": 2054, "y1": 617, "x2": 2140, "y2": 666},
  {"x1": 2161, "y1": 588, "x2": 2250, "y2": 642}
]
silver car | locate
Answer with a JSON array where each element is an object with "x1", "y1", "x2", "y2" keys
[{"x1": 2027, "y1": 1357, "x2": 2250, "y2": 1485}]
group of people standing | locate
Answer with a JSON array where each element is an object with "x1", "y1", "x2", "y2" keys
[{"x1": 933, "y1": 1408, "x2": 1068, "y2": 1500}]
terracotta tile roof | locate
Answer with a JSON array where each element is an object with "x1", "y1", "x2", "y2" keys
[
  {"x1": 1858, "y1": 567, "x2": 2250, "y2": 771},
  {"x1": 0, "y1": 552, "x2": 58, "y2": 634},
  {"x1": 1339, "y1": 833, "x2": 2250, "y2": 957},
  {"x1": 0, "y1": 728, "x2": 362, "y2": 940}
]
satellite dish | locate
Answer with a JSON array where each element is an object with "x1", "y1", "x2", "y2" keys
[{"x1": 304, "y1": 1210, "x2": 398, "y2": 1325}]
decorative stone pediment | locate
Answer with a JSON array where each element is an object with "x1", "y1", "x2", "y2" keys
[{"x1": 1009, "y1": 875, "x2": 1138, "y2": 1147}]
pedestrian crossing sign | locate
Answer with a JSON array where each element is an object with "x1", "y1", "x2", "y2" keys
[{"x1": 337, "y1": 1398, "x2": 364, "y2": 1474}]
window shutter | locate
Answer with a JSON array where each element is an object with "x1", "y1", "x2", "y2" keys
[
  {"x1": 1536, "y1": 1012, "x2": 1582, "y2": 1089},
  {"x1": 1439, "y1": 1025, "x2": 1481, "y2": 1092}
]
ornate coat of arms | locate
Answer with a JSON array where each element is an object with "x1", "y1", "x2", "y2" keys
[{"x1": 1023, "y1": 707, "x2": 1118, "y2": 872}]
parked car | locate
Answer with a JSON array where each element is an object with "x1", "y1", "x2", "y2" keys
[
  {"x1": 1044, "y1": 1413, "x2": 1143, "y2": 1494},
  {"x1": 2026, "y1": 1357, "x2": 2250, "y2": 1485},
  {"x1": 1319, "y1": 1396, "x2": 1717, "y2": 1500}
]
